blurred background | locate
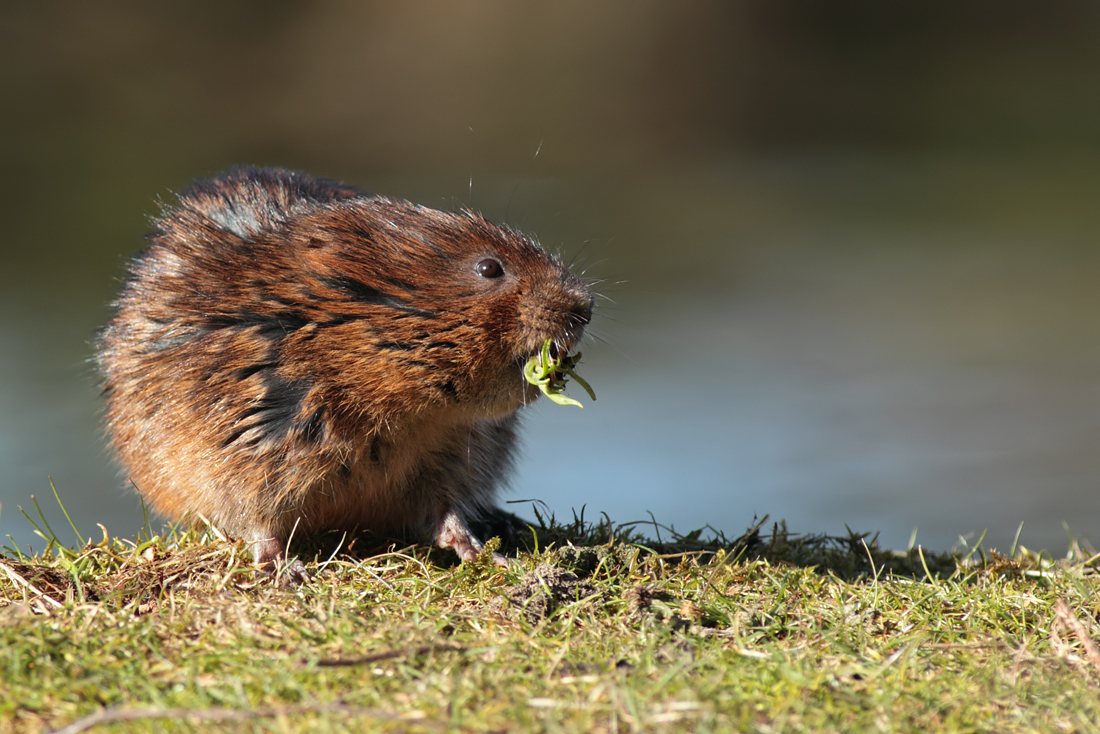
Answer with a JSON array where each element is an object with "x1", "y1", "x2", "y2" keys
[{"x1": 2, "y1": 1, "x2": 1100, "y2": 554}]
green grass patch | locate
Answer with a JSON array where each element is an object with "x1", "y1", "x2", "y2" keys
[{"x1": 1, "y1": 508, "x2": 1099, "y2": 733}]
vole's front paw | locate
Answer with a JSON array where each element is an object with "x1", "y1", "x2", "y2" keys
[
  {"x1": 253, "y1": 535, "x2": 309, "y2": 586},
  {"x1": 436, "y1": 508, "x2": 512, "y2": 567},
  {"x1": 276, "y1": 558, "x2": 311, "y2": 586},
  {"x1": 257, "y1": 557, "x2": 310, "y2": 586}
]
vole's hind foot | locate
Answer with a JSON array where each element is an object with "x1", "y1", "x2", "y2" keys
[
  {"x1": 269, "y1": 557, "x2": 310, "y2": 586},
  {"x1": 253, "y1": 535, "x2": 310, "y2": 586},
  {"x1": 435, "y1": 508, "x2": 510, "y2": 567}
]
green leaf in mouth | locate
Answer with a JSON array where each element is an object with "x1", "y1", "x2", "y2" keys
[{"x1": 523, "y1": 338, "x2": 596, "y2": 408}]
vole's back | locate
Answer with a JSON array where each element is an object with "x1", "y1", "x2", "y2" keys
[{"x1": 97, "y1": 168, "x2": 594, "y2": 577}]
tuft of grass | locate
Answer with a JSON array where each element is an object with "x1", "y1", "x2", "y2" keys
[{"x1": 1, "y1": 507, "x2": 1099, "y2": 733}]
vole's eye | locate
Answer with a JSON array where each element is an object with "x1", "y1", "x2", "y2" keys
[{"x1": 476, "y1": 259, "x2": 504, "y2": 279}]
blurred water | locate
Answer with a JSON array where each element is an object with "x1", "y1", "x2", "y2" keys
[
  {"x1": 524, "y1": 240, "x2": 1100, "y2": 554},
  {"x1": 3, "y1": 157, "x2": 1100, "y2": 555},
  {"x1": 3, "y1": 3, "x2": 1100, "y2": 555}
]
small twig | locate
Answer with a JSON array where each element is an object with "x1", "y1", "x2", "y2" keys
[
  {"x1": 48, "y1": 702, "x2": 418, "y2": 734},
  {"x1": 1054, "y1": 599, "x2": 1100, "y2": 675},
  {"x1": 316, "y1": 642, "x2": 466, "y2": 667}
]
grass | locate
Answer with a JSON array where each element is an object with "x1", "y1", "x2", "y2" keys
[{"x1": 1, "y1": 503, "x2": 1099, "y2": 733}]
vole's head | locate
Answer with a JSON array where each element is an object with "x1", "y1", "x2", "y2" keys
[
  {"x1": 118, "y1": 170, "x2": 596, "y2": 438},
  {"x1": 283, "y1": 198, "x2": 595, "y2": 418}
]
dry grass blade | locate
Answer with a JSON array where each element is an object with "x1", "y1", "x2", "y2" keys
[
  {"x1": 47, "y1": 702, "x2": 424, "y2": 734},
  {"x1": 1053, "y1": 598, "x2": 1100, "y2": 676},
  {"x1": 316, "y1": 642, "x2": 467, "y2": 667},
  {"x1": 0, "y1": 561, "x2": 63, "y2": 609}
]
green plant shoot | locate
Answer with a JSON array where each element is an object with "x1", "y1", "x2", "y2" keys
[{"x1": 523, "y1": 339, "x2": 596, "y2": 408}]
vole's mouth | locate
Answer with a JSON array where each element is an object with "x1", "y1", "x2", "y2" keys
[
  {"x1": 521, "y1": 337, "x2": 596, "y2": 408},
  {"x1": 516, "y1": 294, "x2": 593, "y2": 364},
  {"x1": 518, "y1": 336, "x2": 570, "y2": 367}
]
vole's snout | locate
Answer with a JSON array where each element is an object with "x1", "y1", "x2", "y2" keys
[
  {"x1": 571, "y1": 300, "x2": 593, "y2": 327},
  {"x1": 517, "y1": 295, "x2": 591, "y2": 357},
  {"x1": 560, "y1": 292, "x2": 594, "y2": 346}
]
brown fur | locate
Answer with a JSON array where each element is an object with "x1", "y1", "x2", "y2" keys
[{"x1": 96, "y1": 167, "x2": 593, "y2": 575}]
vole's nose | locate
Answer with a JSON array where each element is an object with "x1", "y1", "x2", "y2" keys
[{"x1": 571, "y1": 301, "x2": 592, "y2": 327}]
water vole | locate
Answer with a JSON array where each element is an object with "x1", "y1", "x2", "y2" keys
[{"x1": 96, "y1": 167, "x2": 594, "y2": 579}]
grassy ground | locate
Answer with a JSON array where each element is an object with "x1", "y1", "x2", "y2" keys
[{"x1": 1, "y1": 506, "x2": 1099, "y2": 733}]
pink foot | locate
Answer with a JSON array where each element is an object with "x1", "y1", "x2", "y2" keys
[{"x1": 435, "y1": 509, "x2": 509, "y2": 567}]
